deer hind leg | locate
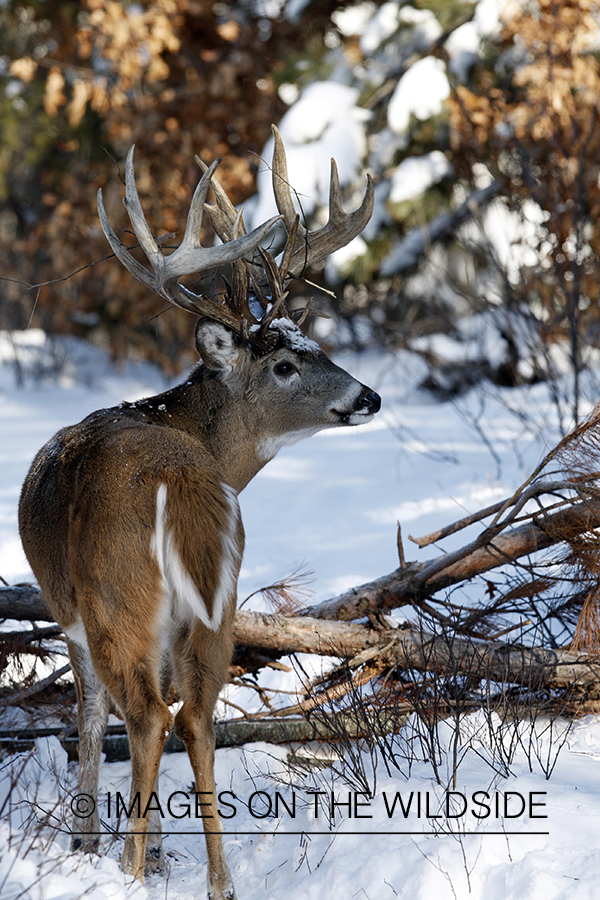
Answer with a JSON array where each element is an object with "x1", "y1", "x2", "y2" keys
[
  {"x1": 66, "y1": 633, "x2": 109, "y2": 854},
  {"x1": 109, "y1": 673, "x2": 172, "y2": 882},
  {"x1": 174, "y1": 623, "x2": 236, "y2": 900},
  {"x1": 67, "y1": 627, "x2": 171, "y2": 876},
  {"x1": 85, "y1": 632, "x2": 172, "y2": 882}
]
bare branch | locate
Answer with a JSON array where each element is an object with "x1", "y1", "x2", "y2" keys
[{"x1": 0, "y1": 663, "x2": 71, "y2": 708}]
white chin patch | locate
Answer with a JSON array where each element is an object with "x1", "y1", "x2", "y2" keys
[{"x1": 344, "y1": 409, "x2": 374, "y2": 426}]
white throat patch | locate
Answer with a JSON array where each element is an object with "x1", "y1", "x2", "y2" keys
[{"x1": 256, "y1": 427, "x2": 321, "y2": 461}]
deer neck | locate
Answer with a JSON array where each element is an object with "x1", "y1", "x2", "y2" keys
[{"x1": 136, "y1": 369, "x2": 268, "y2": 493}]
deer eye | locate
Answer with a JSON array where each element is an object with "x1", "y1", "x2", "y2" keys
[{"x1": 273, "y1": 360, "x2": 296, "y2": 377}]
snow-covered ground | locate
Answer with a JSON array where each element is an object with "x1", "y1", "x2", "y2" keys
[{"x1": 2, "y1": 330, "x2": 600, "y2": 900}]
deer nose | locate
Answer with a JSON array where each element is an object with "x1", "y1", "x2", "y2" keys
[{"x1": 355, "y1": 389, "x2": 381, "y2": 414}]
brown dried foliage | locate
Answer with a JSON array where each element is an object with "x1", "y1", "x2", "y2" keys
[
  {"x1": 2, "y1": 0, "x2": 314, "y2": 371},
  {"x1": 450, "y1": 0, "x2": 600, "y2": 217},
  {"x1": 448, "y1": 0, "x2": 600, "y2": 397}
]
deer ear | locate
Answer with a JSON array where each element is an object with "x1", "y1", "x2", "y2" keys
[{"x1": 195, "y1": 319, "x2": 241, "y2": 371}]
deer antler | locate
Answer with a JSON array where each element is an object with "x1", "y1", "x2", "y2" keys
[
  {"x1": 270, "y1": 125, "x2": 374, "y2": 278},
  {"x1": 197, "y1": 126, "x2": 374, "y2": 331},
  {"x1": 200, "y1": 126, "x2": 374, "y2": 283},
  {"x1": 97, "y1": 146, "x2": 281, "y2": 331},
  {"x1": 98, "y1": 130, "x2": 374, "y2": 341}
]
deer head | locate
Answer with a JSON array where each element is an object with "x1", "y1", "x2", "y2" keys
[{"x1": 97, "y1": 126, "x2": 380, "y2": 488}]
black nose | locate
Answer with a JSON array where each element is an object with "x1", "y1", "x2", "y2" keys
[{"x1": 356, "y1": 389, "x2": 381, "y2": 414}]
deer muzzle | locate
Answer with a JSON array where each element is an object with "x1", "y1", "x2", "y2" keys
[
  {"x1": 334, "y1": 386, "x2": 381, "y2": 425},
  {"x1": 355, "y1": 389, "x2": 381, "y2": 415}
]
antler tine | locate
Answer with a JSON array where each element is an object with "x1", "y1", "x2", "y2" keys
[
  {"x1": 271, "y1": 125, "x2": 308, "y2": 239},
  {"x1": 98, "y1": 145, "x2": 282, "y2": 326},
  {"x1": 271, "y1": 124, "x2": 374, "y2": 279},
  {"x1": 230, "y1": 259, "x2": 251, "y2": 331},
  {"x1": 228, "y1": 209, "x2": 258, "y2": 329},
  {"x1": 122, "y1": 146, "x2": 165, "y2": 267},
  {"x1": 98, "y1": 183, "x2": 240, "y2": 325},
  {"x1": 288, "y1": 157, "x2": 374, "y2": 278},
  {"x1": 97, "y1": 185, "x2": 161, "y2": 295},
  {"x1": 195, "y1": 155, "x2": 270, "y2": 297},
  {"x1": 255, "y1": 248, "x2": 291, "y2": 333},
  {"x1": 278, "y1": 213, "x2": 300, "y2": 283},
  {"x1": 293, "y1": 297, "x2": 313, "y2": 326},
  {"x1": 195, "y1": 155, "x2": 246, "y2": 242}
]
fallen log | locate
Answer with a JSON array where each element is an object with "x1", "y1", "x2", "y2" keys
[
  {"x1": 233, "y1": 611, "x2": 600, "y2": 691},
  {"x1": 4, "y1": 597, "x2": 598, "y2": 695},
  {"x1": 0, "y1": 712, "x2": 398, "y2": 761},
  {"x1": 3, "y1": 494, "x2": 600, "y2": 699}
]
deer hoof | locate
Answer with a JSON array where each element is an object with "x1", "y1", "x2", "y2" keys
[
  {"x1": 71, "y1": 835, "x2": 99, "y2": 854},
  {"x1": 144, "y1": 843, "x2": 166, "y2": 876}
]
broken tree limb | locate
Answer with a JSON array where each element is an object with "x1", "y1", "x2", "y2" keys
[
  {"x1": 410, "y1": 498, "x2": 509, "y2": 548},
  {"x1": 307, "y1": 498, "x2": 600, "y2": 621},
  {"x1": 235, "y1": 611, "x2": 600, "y2": 690},
  {"x1": 233, "y1": 610, "x2": 387, "y2": 657},
  {"x1": 0, "y1": 663, "x2": 71, "y2": 708},
  {"x1": 380, "y1": 181, "x2": 501, "y2": 275}
]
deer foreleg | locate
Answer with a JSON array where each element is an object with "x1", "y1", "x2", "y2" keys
[{"x1": 68, "y1": 637, "x2": 109, "y2": 854}]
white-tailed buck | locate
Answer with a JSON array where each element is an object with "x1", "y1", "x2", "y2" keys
[{"x1": 19, "y1": 126, "x2": 380, "y2": 900}]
